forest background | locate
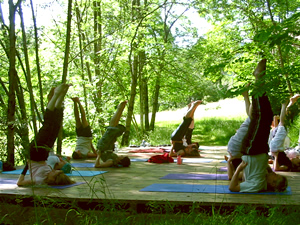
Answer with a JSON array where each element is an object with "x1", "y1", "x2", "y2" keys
[{"x1": 0, "y1": 0, "x2": 300, "y2": 167}]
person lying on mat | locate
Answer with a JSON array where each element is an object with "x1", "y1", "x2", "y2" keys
[
  {"x1": 169, "y1": 100, "x2": 201, "y2": 157},
  {"x1": 229, "y1": 59, "x2": 287, "y2": 193},
  {"x1": 46, "y1": 154, "x2": 72, "y2": 174},
  {"x1": 94, "y1": 101, "x2": 131, "y2": 168},
  {"x1": 225, "y1": 86, "x2": 251, "y2": 180},
  {"x1": 17, "y1": 84, "x2": 75, "y2": 186},
  {"x1": 269, "y1": 94, "x2": 300, "y2": 171},
  {"x1": 71, "y1": 97, "x2": 97, "y2": 159}
]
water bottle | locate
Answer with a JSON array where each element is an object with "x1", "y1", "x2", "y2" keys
[
  {"x1": 177, "y1": 155, "x2": 182, "y2": 165},
  {"x1": 0, "y1": 161, "x2": 3, "y2": 173}
]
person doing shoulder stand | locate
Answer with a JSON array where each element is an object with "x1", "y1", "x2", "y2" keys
[
  {"x1": 169, "y1": 100, "x2": 202, "y2": 158},
  {"x1": 94, "y1": 101, "x2": 131, "y2": 168},
  {"x1": 71, "y1": 97, "x2": 97, "y2": 159},
  {"x1": 225, "y1": 85, "x2": 251, "y2": 180},
  {"x1": 229, "y1": 59, "x2": 288, "y2": 193},
  {"x1": 17, "y1": 84, "x2": 75, "y2": 186},
  {"x1": 270, "y1": 94, "x2": 300, "y2": 171}
]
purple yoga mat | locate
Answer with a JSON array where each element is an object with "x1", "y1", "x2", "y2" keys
[
  {"x1": 140, "y1": 183, "x2": 292, "y2": 195},
  {"x1": 218, "y1": 167, "x2": 227, "y2": 172},
  {"x1": 160, "y1": 173, "x2": 228, "y2": 180}
]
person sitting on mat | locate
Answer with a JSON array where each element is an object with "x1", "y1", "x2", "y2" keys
[
  {"x1": 17, "y1": 84, "x2": 75, "y2": 186},
  {"x1": 169, "y1": 100, "x2": 202, "y2": 157},
  {"x1": 270, "y1": 94, "x2": 300, "y2": 171},
  {"x1": 229, "y1": 59, "x2": 287, "y2": 193},
  {"x1": 71, "y1": 97, "x2": 97, "y2": 159},
  {"x1": 94, "y1": 101, "x2": 131, "y2": 168}
]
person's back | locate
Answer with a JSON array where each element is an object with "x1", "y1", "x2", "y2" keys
[{"x1": 240, "y1": 154, "x2": 268, "y2": 192}]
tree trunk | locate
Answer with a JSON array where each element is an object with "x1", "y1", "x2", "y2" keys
[
  {"x1": 30, "y1": 0, "x2": 44, "y2": 115},
  {"x1": 93, "y1": 0, "x2": 104, "y2": 124},
  {"x1": 19, "y1": 4, "x2": 38, "y2": 138},
  {"x1": 57, "y1": 0, "x2": 73, "y2": 155},
  {"x1": 144, "y1": 78, "x2": 149, "y2": 131},
  {"x1": 122, "y1": 54, "x2": 138, "y2": 146},
  {"x1": 75, "y1": 2, "x2": 89, "y2": 120},
  {"x1": 6, "y1": 0, "x2": 22, "y2": 166},
  {"x1": 150, "y1": 72, "x2": 160, "y2": 130}
]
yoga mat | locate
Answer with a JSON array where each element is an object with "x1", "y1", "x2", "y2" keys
[
  {"x1": 2, "y1": 169, "x2": 107, "y2": 177},
  {"x1": 174, "y1": 158, "x2": 213, "y2": 163},
  {"x1": 218, "y1": 167, "x2": 228, "y2": 172},
  {"x1": 71, "y1": 163, "x2": 94, "y2": 168},
  {"x1": 220, "y1": 160, "x2": 227, "y2": 163},
  {"x1": 65, "y1": 171, "x2": 107, "y2": 177},
  {"x1": 129, "y1": 148, "x2": 166, "y2": 153},
  {"x1": 71, "y1": 158, "x2": 146, "y2": 168},
  {"x1": 140, "y1": 184, "x2": 292, "y2": 195},
  {"x1": 160, "y1": 173, "x2": 228, "y2": 180},
  {"x1": 0, "y1": 178, "x2": 85, "y2": 189},
  {"x1": 2, "y1": 169, "x2": 29, "y2": 175}
]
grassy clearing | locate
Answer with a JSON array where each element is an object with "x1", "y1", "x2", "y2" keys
[{"x1": 130, "y1": 116, "x2": 247, "y2": 147}]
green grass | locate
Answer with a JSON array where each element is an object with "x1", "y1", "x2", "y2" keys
[
  {"x1": 129, "y1": 116, "x2": 247, "y2": 147},
  {"x1": 1, "y1": 199, "x2": 299, "y2": 224}
]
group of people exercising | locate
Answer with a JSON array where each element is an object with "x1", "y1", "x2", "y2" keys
[{"x1": 17, "y1": 59, "x2": 299, "y2": 193}]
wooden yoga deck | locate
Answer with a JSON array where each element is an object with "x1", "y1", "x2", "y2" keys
[{"x1": 0, "y1": 146, "x2": 299, "y2": 213}]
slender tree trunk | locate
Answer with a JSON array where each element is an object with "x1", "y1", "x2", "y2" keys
[
  {"x1": 75, "y1": 2, "x2": 89, "y2": 119},
  {"x1": 150, "y1": 72, "x2": 160, "y2": 130},
  {"x1": 7, "y1": 0, "x2": 22, "y2": 166},
  {"x1": 57, "y1": 0, "x2": 73, "y2": 155},
  {"x1": 19, "y1": 4, "x2": 38, "y2": 138},
  {"x1": 122, "y1": 54, "x2": 138, "y2": 146},
  {"x1": 121, "y1": 0, "x2": 140, "y2": 146},
  {"x1": 30, "y1": 0, "x2": 44, "y2": 115},
  {"x1": 144, "y1": 79, "x2": 149, "y2": 131},
  {"x1": 15, "y1": 75, "x2": 30, "y2": 161},
  {"x1": 93, "y1": 0, "x2": 104, "y2": 123}
]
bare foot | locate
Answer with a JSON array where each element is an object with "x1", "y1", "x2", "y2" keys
[
  {"x1": 290, "y1": 94, "x2": 300, "y2": 105},
  {"x1": 54, "y1": 83, "x2": 72, "y2": 96},
  {"x1": 253, "y1": 59, "x2": 267, "y2": 80},
  {"x1": 119, "y1": 100, "x2": 128, "y2": 106},
  {"x1": 71, "y1": 97, "x2": 80, "y2": 103},
  {"x1": 193, "y1": 100, "x2": 202, "y2": 107},
  {"x1": 47, "y1": 87, "x2": 56, "y2": 102}
]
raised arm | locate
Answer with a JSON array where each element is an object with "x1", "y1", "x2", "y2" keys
[
  {"x1": 272, "y1": 152, "x2": 289, "y2": 171},
  {"x1": 17, "y1": 164, "x2": 35, "y2": 186},
  {"x1": 229, "y1": 161, "x2": 247, "y2": 192},
  {"x1": 242, "y1": 85, "x2": 251, "y2": 117}
]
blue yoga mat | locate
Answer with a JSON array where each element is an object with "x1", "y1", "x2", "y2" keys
[
  {"x1": 2, "y1": 170, "x2": 29, "y2": 175},
  {"x1": 220, "y1": 160, "x2": 227, "y2": 163},
  {"x1": 140, "y1": 183, "x2": 292, "y2": 195},
  {"x1": 174, "y1": 158, "x2": 213, "y2": 163},
  {"x1": 160, "y1": 173, "x2": 228, "y2": 180},
  {"x1": 71, "y1": 163, "x2": 94, "y2": 168},
  {"x1": 0, "y1": 178, "x2": 85, "y2": 189},
  {"x1": 2, "y1": 169, "x2": 107, "y2": 177}
]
